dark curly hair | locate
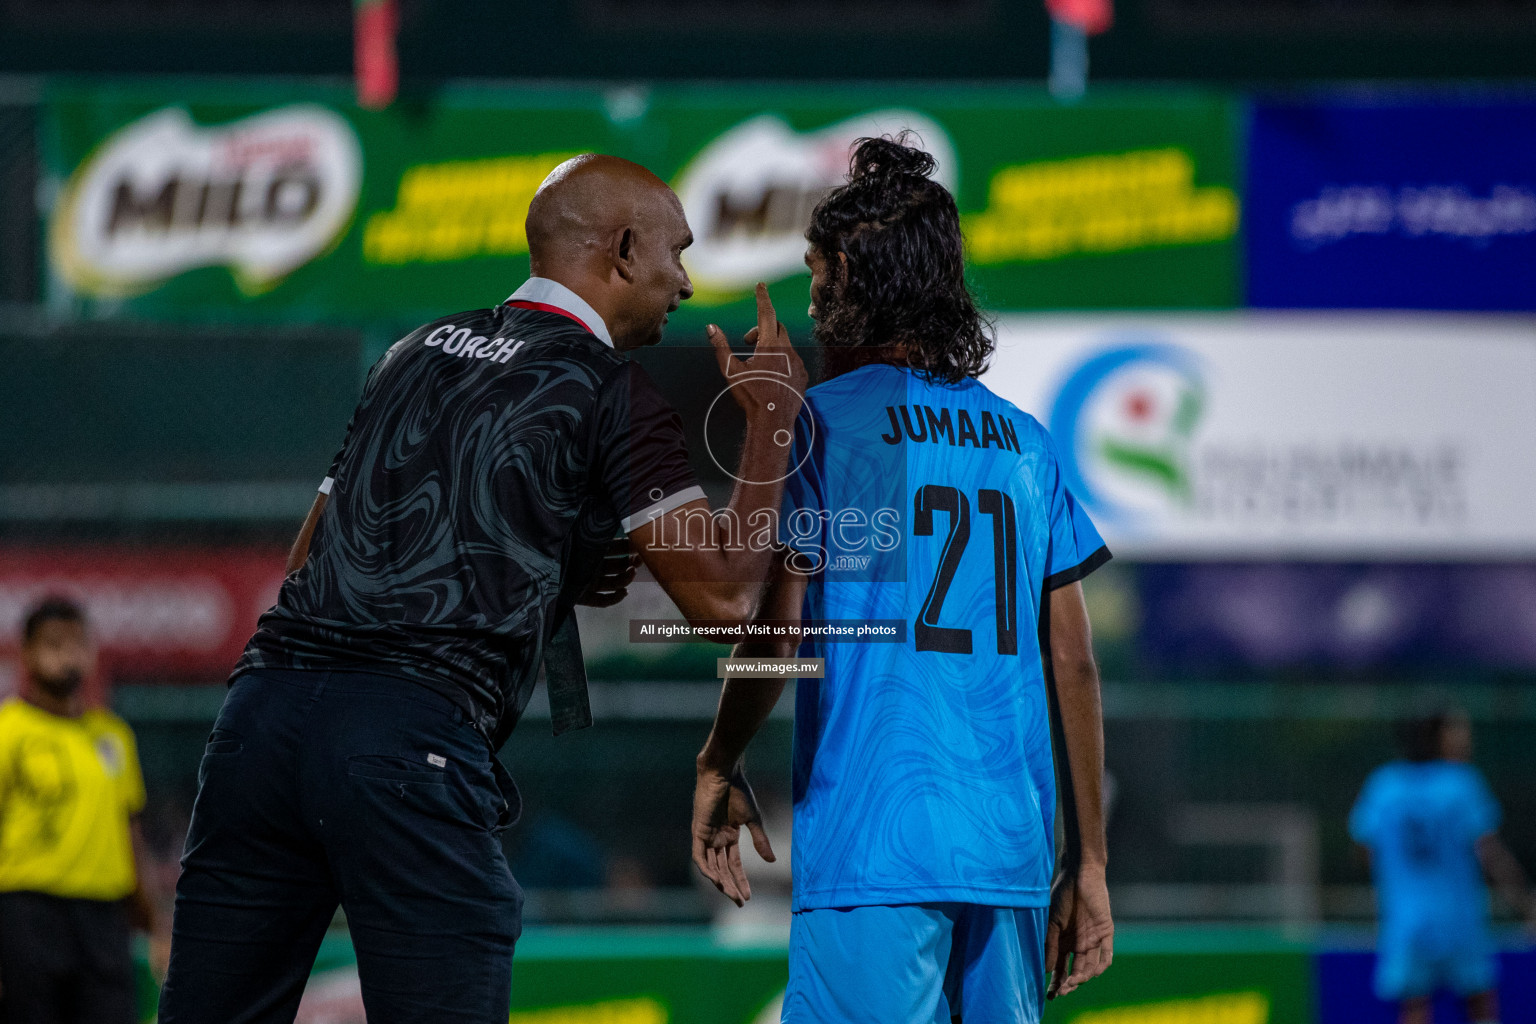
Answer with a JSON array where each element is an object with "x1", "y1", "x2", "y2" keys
[{"x1": 806, "y1": 133, "x2": 993, "y2": 385}]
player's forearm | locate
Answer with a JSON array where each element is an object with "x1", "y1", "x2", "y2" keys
[
  {"x1": 1479, "y1": 835, "x2": 1536, "y2": 918},
  {"x1": 1046, "y1": 582, "x2": 1109, "y2": 875},
  {"x1": 643, "y1": 415, "x2": 797, "y2": 626},
  {"x1": 732, "y1": 639, "x2": 799, "y2": 660},
  {"x1": 697, "y1": 678, "x2": 787, "y2": 774},
  {"x1": 1053, "y1": 657, "x2": 1109, "y2": 873},
  {"x1": 711, "y1": 414, "x2": 797, "y2": 580},
  {"x1": 720, "y1": 555, "x2": 808, "y2": 661},
  {"x1": 286, "y1": 493, "x2": 327, "y2": 575}
]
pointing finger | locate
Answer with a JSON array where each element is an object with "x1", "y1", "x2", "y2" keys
[{"x1": 754, "y1": 282, "x2": 778, "y2": 349}]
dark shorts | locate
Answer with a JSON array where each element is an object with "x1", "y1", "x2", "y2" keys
[
  {"x1": 0, "y1": 890, "x2": 136, "y2": 1024},
  {"x1": 159, "y1": 668, "x2": 523, "y2": 1024}
]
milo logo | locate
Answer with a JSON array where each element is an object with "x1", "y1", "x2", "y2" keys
[
  {"x1": 50, "y1": 105, "x2": 362, "y2": 297},
  {"x1": 673, "y1": 110, "x2": 958, "y2": 299}
]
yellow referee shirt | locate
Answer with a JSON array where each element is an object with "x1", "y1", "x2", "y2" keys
[{"x1": 0, "y1": 697, "x2": 146, "y2": 901}]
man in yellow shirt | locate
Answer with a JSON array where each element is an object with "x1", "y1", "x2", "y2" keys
[{"x1": 0, "y1": 597, "x2": 154, "y2": 1024}]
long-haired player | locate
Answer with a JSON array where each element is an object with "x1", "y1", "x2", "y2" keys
[{"x1": 690, "y1": 135, "x2": 1114, "y2": 1023}]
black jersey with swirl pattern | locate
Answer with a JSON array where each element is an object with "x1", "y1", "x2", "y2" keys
[{"x1": 235, "y1": 303, "x2": 700, "y2": 746}]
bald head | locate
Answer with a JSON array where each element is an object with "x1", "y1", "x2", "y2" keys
[
  {"x1": 526, "y1": 154, "x2": 678, "y2": 272},
  {"x1": 524, "y1": 153, "x2": 695, "y2": 350}
]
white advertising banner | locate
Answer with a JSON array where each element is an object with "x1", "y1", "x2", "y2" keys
[{"x1": 984, "y1": 314, "x2": 1536, "y2": 558}]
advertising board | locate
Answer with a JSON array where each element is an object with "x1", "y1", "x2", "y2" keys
[
  {"x1": 0, "y1": 547, "x2": 286, "y2": 682},
  {"x1": 985, "y1": 314, "x2": 1536, "y2": 558},
  {"x1": 1246, "y1": 98, "x2": 1536, "y2": 311},
  {"x1": 44, "y1": 83, "x2": 1242, "y2": 330}
]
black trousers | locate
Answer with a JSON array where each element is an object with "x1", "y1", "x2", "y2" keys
[
  {"x1": 159, "y1": 669, "x2": 523, "y2": 1024},
  {"x1": 0, "y1": 890, "x2": 136, "y2": 1024}
]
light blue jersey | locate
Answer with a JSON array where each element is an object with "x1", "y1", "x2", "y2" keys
[
  {"x1": 780, "y1": 364, "x2": 1108, "y2": 911},
  {"x1": 1349, "y1": 760, "x2": 1501, "y2": 998}
]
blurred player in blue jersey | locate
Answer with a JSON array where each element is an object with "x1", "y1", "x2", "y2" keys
[
  {"x1": 689, "y1": 135, "x2": 1114, "y2": 1023},
  {"x1": 1350, "y1": 711, "x2": 1535, "y2": 1024}
]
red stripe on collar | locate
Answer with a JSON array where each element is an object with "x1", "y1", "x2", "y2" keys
[{"x1": 506, "y1": 300, "x2": 593, "y2": 336}]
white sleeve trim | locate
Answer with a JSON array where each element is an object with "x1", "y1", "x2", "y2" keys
[
  {"x1": 319, "y1": 476, "x2": 334, "y2": 495},
  {"x1": 619, "y1": 485, "x2": 706, "y2": 534}
]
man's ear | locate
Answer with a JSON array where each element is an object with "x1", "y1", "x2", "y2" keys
[{"x1": 610, "y1": 226, "x2": 637, "y2": 283}]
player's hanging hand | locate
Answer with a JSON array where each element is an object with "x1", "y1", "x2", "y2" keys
[
  {"x1": 1044, "y1": 866, "x2": 1114, "y2": 999},
  {"x1": 705, "y1": 282, "x2": 807, "y2": 427},
  {"x1": 691, "y1": 761, "x2": 775, "y2": 907},
  {"x1": 575, "y1": 537, "x2": 640, "y2": 608}
]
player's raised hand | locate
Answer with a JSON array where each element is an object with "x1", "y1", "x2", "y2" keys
[
  {"x1": 704, "y1": 282, "x2": 807, "y2": 425},
  {"x1": 691, "y1": 761, "x2": 775, "y2": 907},
  {"x1": 1045, "y1": 867, "x2": 1114, "y2": 999}
]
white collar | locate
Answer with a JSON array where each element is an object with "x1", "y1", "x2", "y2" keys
[{"x1": 506, "y1": 278, "x2": 614, "y2": 348}]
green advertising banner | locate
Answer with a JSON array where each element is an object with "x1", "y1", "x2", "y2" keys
[
  {"x1": 1043, "y1": 930, "x2": 1315, "y2": 1024},
  {"x1": 135, "y1": 927, "x2": 1313, "y2": 1024},
  {"x1": 44, "y1": 82, "x2": 1241, "y2": 333}
]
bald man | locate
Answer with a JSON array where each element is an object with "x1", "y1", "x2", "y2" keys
[{"x1": 159, "y1": 155, "x2": 806, "y2": 1024}]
